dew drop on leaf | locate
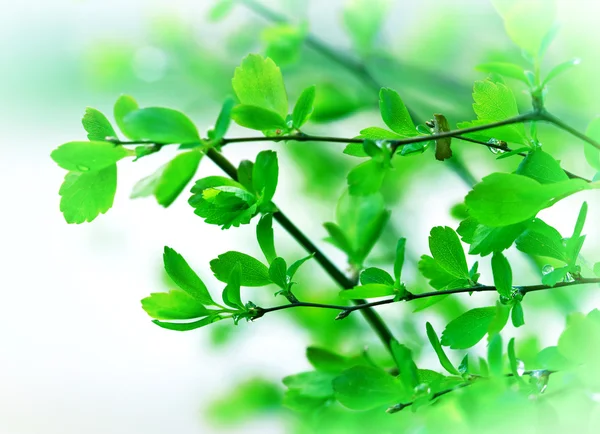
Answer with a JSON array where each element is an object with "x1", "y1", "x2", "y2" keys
[
  {"x1": 487, "y1": 138, "x2": 507, "y2": 155},
  {"x1": 542, "y1": 264, "x2": 554, "y2": 275},
  {"x1": 517, "y1": 359, "x2": 525, "y2": 376}
]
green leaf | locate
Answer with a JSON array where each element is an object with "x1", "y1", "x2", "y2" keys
[
  {"x1": 487, "y1": 334, "x2": 503, "y2": 377},
  {"x1": 566, "y1": 202, "x2": 587, "y2": 264},
  {"x1": 511, "y1": 301, "x2": 525, "y2": 327},
  {"x1": 459, "y1": 80, "x2": 528, "y2": 145},
  {"x1": 237, "y1": 160, "x2": 254, "y2": 192},
  {"x1": 507, "y1": 338, "x2": 524, "y2": 382},
  {"x1": 51, "y1": 141, "x2": 128, "y2": 172},
  {"x1": 256, "y1": 214, "x2": 277, "y2": 264},
  {"x1": 515, "y1": 149, "x2": 568, "y2": 184},
  {"x1": 323, "y1": 222, "x2": 354, "y2": 257},
  {"x1": 59, "y1": 165, "x2": 117, "y2": 224},
  {"x1": 152, "y1": 316, "x2": 221, "y2": 331},
  {"x1": 122, "y1": 107, "x2": 200, "y2": 144},
  {"x1": 333, "y1": 366, "x2": 404, "y2": 410},
  {"x1": 208, "y1": 0, "x2": 236, "y2": 21},
  {"x1": 465, "y1": 173, "x2": 593, "y2": 227},
  {"x1": 283, "y1": 371, "x2": 335, "y2": 399},
  {"x1": 359, "y1": 268, "x2": 394, "y2": 286},
  {"x1": 426, "y1": 322, "x2": 459, "y2": 375},
  {"x1": 307, "y1": 347, "x2": 351, "y2": 373},
  {"x1": 287, "y1": 254, "x2": 314, "y2": 280},
  {"x1": 475, "y1": 62, "x2": 528, "y2": 84},
  {"x1": 393, "y1": 238, "x2": 406, "y2": 283},
  {"x1": 491, "y1": 251, "x2": 513, "y2": 298},
  {"x1": 541, "y1": 265, "x2": 570, "y2": 287},
  {"x1": 441, "y1": 306, "x2": 497, "y2": 349},
  {"x1": 492, "y1": 0, "x2": 557, "y2": 57},
  {"x1": 269, "y1": 257, "x2": 288, "y2": 289},
  {"x1": 379, "y1": 88, "x2": 416, "y2": 137},
  {"x1": 210, "y1": 97, "x2": 236, "y2": 142},
  {"x1": 163, "y1": 246, "x2": 214, "y2": 305},
  {"x1": 210, "y1": 251, "x2": 272, "y2": 287},
  {"x1": 137, "y1": 151, "x2": 202, "y2": 207},
  {"x1": 339, "y1": 283, "x2": 395, "y2": 299},
  {"x1": 142, "y1": 290, "x2": 210, "y2": 320},
  {"x1": 584, "y1": 118, "x2": 600, "y2": 171},
  {"x1": 232, "y1": 54, "x2": 288, "y2": 118},
  {"x1": 189, "y1": 176, "x2": 258, "y2": 229},
  {"x1": 391, "y1": 341, "x2": 419, "y2": 389},
  {"x1": 536, "y1": 346, "x2": 572, "y2": 370},
  {"x1": 292, "y1": 85, "x2": 316, "y2": 129},
  {"x1": 543, "y1": 58, "x2": 581, "y2": 86},
  {"x1": 222, "y1": 263, "x2": 244, "y2": 309},
  {"x1": 458, "y1": 217, "x2": 528, "y2": 256},
  {"x1": 488, "y1": 302, "x2": 511, "y2": 336},
  {"x1": 262, "y1": 23, "x2": 307, "y2": 66},
  {"x1": 418, "y1": 255, "x2": 470, "y2": 291},
  {"x1": 114, "y1": 95, "x2": 139, "y2": 139},
  {"x1": 515, "y1": 218, "x2": 567, "y2": 262},
  {"x1": 253, "y1": 150, "x2": 279, "y2": 204},
  {"x1": 82, "y1": 107, "x2": 118, "y2": 141},
  {"x1": 428, "y1": 226, "x2": 470, "y2": 279},
  {"x1": 343, "y1": 0, "x2": 390, "y2": 53},
  {"x1": 231, "y1": 104, "x2": 288, "y2": 131},
  {"x1": 347, "y1": 160, "x2": 387, "y2": 196}
]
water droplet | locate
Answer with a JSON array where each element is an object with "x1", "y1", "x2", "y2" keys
[
  {"x1": 77, "y1": 165, "x2": 90, "y2": 172},
  {"x1": 563, "y1": 272, "x2": 575, "y2": 283},
  {"x1": 542, "y1": 264, "x2": 554, "y2": 276},
  {"x1": 517, "y1": 360, "x2": 525, "y2": 376},
  {"x1": 529, "y1": 370, "x2": 550, "y2": 394},
  {"x1": 413, "y1": 383, "x2": 431, "y2": 397},
  {"x1": 487, "y1": 138, "x2": 507, "y2": 154}
]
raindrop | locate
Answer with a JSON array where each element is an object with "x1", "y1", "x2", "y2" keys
[
  {"x1": 542, "y1": 264, "x2": 554, "y2": 276},
  {"x1": 563, "y1": 272, "x2": 575, "y2": 283},
  {"x1": 487, "y1": 138, "x2": 507, "y2": 154},
  {"x1": 413, "y1": 383, "x2": 431, "y2": 397},
  {"x1": 517, "y1": 360, "x2": 525, "y2": 376}
]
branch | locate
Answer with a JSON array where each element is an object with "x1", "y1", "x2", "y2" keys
[
  {"x1": 254, "y1": 278, "x2": 600, "y2": 318},
  {"x1": 205, "y1": 149, "x2": 398, "y2": 352}
]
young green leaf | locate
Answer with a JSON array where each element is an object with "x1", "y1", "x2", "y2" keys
[
  {"x1": 210, "y1": 251, "x2": 272, "y2": 287},
  {"x1": 441, "y1": 306, "x2": 497, "y2": 349},
  {"x1": 428, "y1": 226, "x2": 470, "y2": 279},
  {"x1": 222, "y1": 263, "x2": 244, "y2": 309},
  {"x1": 541, "y1": 265, "x2": 570, "y2": 287},
  {"x1": 237, "y1": 160, "x2": 254, "y2": 192},
  {"x1": 475, "y1": 62, "x2": 529, "y2": 84},
  {"x1": 515, "y1": 218, "x2": 567, "y2": 262},
  {"x1": 347, "y1": 160, "x2": 387, "y2": 196},
  {"x1": 507, "y1": 338, "x2": 525, "y2": 383},
  {"x1": 487, "y1": 333, "x2": 503, "y2": 377},
  {"x1": 359, "y1": 268, "x2": 394, "y2": 286},
  {"x1": 379, "y1": 88, "x2": 416, "y2": 137},
  {"x1": 492, "y1": 0, "x2": 557, "y2": 57},
  {"x1": 333, "y1": 365, "x2": 405, "y2": 411},
  {"x1": 292, "y1": 85, "x2": 316, "y2": 129},
  {"x1": 542, "y1": 58, "x2": 581, "y2": 86},
  {"x1": 232, "y1": 54, "x2": 289, "y2": 118},
  {"x1": 253, "y1": 150, "x2": 279, "y2": 204},
  {"x1": 142, "y1": 290, "x2": 210, "y2": 320},
  {"x1": 417, "y1": 255, "x2": 470, "y2": 292},
  {"x1": 566, "y1": 202, "x2": 587, "y2": 263},
  {"x1": 189, "y1": 176, "x2": 258, "y2": 229},
  {"x1": 256, "y1": 213, "x2": 277, "y2": 264},
  {"x1": 458, "y1": 217, "x2": 529, "y2": 256},
  {"x1": 465, "y1": 173, "x2": 593, "y2": 227},
  {"x1": 209, "y1": 97, "x2": 236, "y2": 142},
  {"x1": 323, "y1": 222, "x2": 354, "y2": 257},
  {"x1": 262, "y1": 23, "x2": 307, "y2": 66},
  {"x1": 152, "y1": 316, "x2": 222, "y2": 331},
  {"x1": 59, "y1": 165, "x2": 117, "y2": 224},
  {"x1": 231, "y1": 105, "x2": 288, "y2": 131},
  {"x1": 114, "y1": 95, "x2": 139, "y2": 139},
  {"x1": 269, "y1": 257, "x2": 288, "y2": 289},
  {"x1": 163, "y1": 246, "x2": 214, "y2": 305},
  {"x1": 51, "y1": 141, "x2": 128, "y2": 172},
  {"x1": 339, "y1": 283, "x2": 395, "y2": 300},
  {"x1": 391, "y1": 341, "x2": 419, "y2": 390},
  {"x1": 82, "y1": 107, "x2": 118, "y2": 141},
  {"x1": 488, "y1": 302, "x2": 511, "y2": 336},
  {"x1": 491, "y1": 251, "x2": 512, "y2": 298},
  {"x1": 426, "y1": 322, "x2": 459, "y2": 375},
  {"x1": 343, "y1": 0, "x2": 390, "y2": 53},
  {"x1": 283, "y1": 371, "x2": 335, "y2": 399},
  {"x1": 511, "y1": 301, "x2": 525, "y2": 327},
  {"x1": 306, "y1": 347, "x2": 352, "y2": 373},
  {"x1": 122, "y1": 107, "x2": 200, "y2": 144},
  {"x1": 208, "y1": 0, "x2": 236, "y2": 21},
  {"x1": 393, "y1": 238, "x2": 406, "y2": 283},
  {"x1": 515, "y1": 149, "x2": 568, "y2": 184},
  {"x1": 287, "y1": 254, "x2": 314, "y2": 280},
  {"x1": 134, "y1": 151, "x2": 203, "y2": 207}
]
